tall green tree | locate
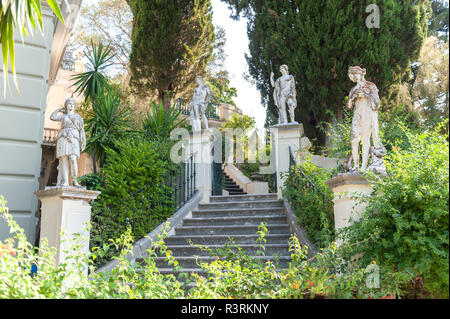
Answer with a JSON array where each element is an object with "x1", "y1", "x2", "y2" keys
[
  {"x1": 126, "y1": 0, "x2": 215, "y2": 109},
  {"x1": 222, "y1": 0, "x2": 429, "y2": 145},
  {"x1": 429, "y1": 0, "x2": 449, "y2": 40}
]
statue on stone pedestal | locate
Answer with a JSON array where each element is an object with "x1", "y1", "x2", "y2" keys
[
  {"x1": 190, "y1": 76, "x2": 212, "y2": 131},
  {"x1": 50, "y1": 97, "x2": 86, "y2": 187},
  {"x1": 347, "y1": 66, "x2": 384, "y2": 173},
  {"x1": 270, "y1": 64, "x2": 297, "y2": 124}
]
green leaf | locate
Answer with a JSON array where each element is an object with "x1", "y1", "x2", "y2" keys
[{"x1": 45, "y1": 0, "x2": 64, "y2": 23}]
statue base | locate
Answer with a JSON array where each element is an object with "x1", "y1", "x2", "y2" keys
[
  {"x1": 35, "y1": 187, "x2": 100, "y2": 269},
  {"x1": 270, "y1": 123, "x2": 304, "y2": 199},
  {"x1": 325, "y1": 172, "x2": 373, "y2": 245}
]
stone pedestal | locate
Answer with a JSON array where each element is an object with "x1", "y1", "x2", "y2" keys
[
  {"x1": 35, "y1": 187, "x2": 100, "y2": 270},
  {"x1": 270, "y1": 123, "x2": 304, "y2": 199},
  {"x1": 190, "y1": 129, "x2": 213, "y2": 203},
  {"x1": 325, "y1": 173, "x2": 373, "y2": 244}
]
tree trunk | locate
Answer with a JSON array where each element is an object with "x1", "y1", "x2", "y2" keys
[{"x1": 158, "y1": 89, "x2": 173, "y2": 110}]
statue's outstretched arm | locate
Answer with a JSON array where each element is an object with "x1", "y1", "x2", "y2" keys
[{"x1": 50, "y1": 107, "x2": 64, "y2": 121}]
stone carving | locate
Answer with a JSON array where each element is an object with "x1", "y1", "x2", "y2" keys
[
  {"x1": 271, "y1": 64, "x2": 297, "y2": 124},
  {"x1": 50, "y1": 97, "x2": 86, "y2": 187},
  {"x1": 190, "y1": 76, "x2": 213, "y2": 131},
  {"x1": 347, "y1": 66, "x2": 384, "y2": 173},
  {"x1": 367, "y1": 146, "x2": 387, "y2": 177}
]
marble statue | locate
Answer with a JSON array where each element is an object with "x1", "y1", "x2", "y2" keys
[
  {"x1": 50, "y1": 97, "x2": 86, "y2": 187},
  {"x1": 270, "y1": 64, "x2": 297, "y2": 124},
  {"x1": 190, "y1": 76, "x2": 213, "y2": 131},
  {"x1": 347, "y1": 66, "x2": 384, "y2": 172}
]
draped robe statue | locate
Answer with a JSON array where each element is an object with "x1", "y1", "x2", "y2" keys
[
  {"x1": 50, "y1": 97, "x2": 86, "y2": 187},
  {"x1": 346, "y1": 66, "x2": 385, "y2": 172}
]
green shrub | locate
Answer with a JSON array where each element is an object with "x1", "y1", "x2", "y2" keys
[
  {"x1": 90, "y1": 137, "x2": 178, "y2": 266},
  {"x1": 341, "y1": 123, "x2": 449, "y2": 298},
  {"x1": 282, "y1": 157, "x2": 335, "y2": 248},
  {"x1": 0, "y1": 196, "x2": 186, "y2": 298},
  {"x1": 0, "y1": 198, "x2": 414, "y2": 299},
  {"x1": 77, "y1": 173, "x2": 103, "y2": 191}
]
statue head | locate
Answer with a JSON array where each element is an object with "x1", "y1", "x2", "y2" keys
[
  {"x1": 280, "y1": 64, "x2": 289, "y2": 76},
  {"x1": 64, "y1": 97, "x2": 76, "y2": 113},
  {"x1": 348, "y1": 66, "x2": 366, "y2": 83}
]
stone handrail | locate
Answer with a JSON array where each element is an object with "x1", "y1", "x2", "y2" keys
[
  {"x1": 223, "y1": 163, "x2": 269, "y2": 194},
  {"x1": 95, "y1": 190, "x2": 203, "y2": 274}
]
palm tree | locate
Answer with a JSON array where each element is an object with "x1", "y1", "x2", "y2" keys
[
  {"x1": 71, "y1": 41, "x2": 115, "y2": 102},
  {"x1": 142, "y1": 101, "x2": 186, "y2": 140},
  {"x1": 0, "y1": 0, "x2": 64, "y2": 95},
  {"x1": 84, "y1": 86, "x2": 134, "y2": 170},
  {"x1": 70, "y1": 40, "x2": 127, "y2": 172}
]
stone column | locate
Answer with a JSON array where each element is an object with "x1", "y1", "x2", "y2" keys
[
  {"x1": 35, "y1": 187, "x2": 100, "y2": 272},
  {"x1": 190, "y1": 129, "x2": 213, "y2": 203},
  {"x1": 270, "y1": 123, "x2": 304, "y2": 199},
  {"x1": 325, "y1": 173, "x2": 373, "y2": 245}
]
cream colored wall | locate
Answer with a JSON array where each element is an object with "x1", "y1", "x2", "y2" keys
[
  {"x1": 0, "y1": 6, "x2": 57, "y2": 243},
  {"x1": 219, "y1": 103, "x2": 243, "y2": 121}
]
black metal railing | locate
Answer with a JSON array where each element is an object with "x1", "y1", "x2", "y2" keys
[
  {"x1": 90, "y1": 153, "x2": 197, "y2": 267},
  {"x1": 174, "y1": 98, "x2": 220, "y2": 120},
  {"x1": 288, "y1": 146, "x2": 327, "y2": 197}
]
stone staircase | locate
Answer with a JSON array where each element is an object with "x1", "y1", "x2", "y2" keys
[
  {"x1": 137, "y1": 193, "x2": 292, "y2": 278},
  {"x1": 223, "y1": 171, "x2": 246, "y2": 195}
]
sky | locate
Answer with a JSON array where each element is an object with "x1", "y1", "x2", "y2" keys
[
  {"x1": 211, "y1": 0, "x2": 266, "y2": 132},
  {"x1": 74, "y1": 0, "x2": 266, "y2": 131}
]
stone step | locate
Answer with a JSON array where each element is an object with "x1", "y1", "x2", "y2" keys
[
  {"x1": 164, "y1": 234, "x2": 291, "y2": 245},
  {"x1": 210, "y1": 194, "x2": 278, "y2": 202},
  {"x1": 197, "y1": 199, "x2": 283, "y2": 210},
  {"x1": 183, "y1": 215, "x2": 287, "y2": 227},
  {"x1": 224, "y1": 185, "x2": 243, "y2": 191},
  {"x1": 138, "y1": 255, "x2": 292, "y2": 269},
  {"x1": 224, "y1": 186, "x2": 244, "y2": 192},
  {"x1": 157, "y1": 268, "x2": 209, "y2": 278},
  {"x1": 175, "y1": 224, "x2": 290, "y2": 236},
  {"x1": 192, "y1": 206, "x2": 286, "y2": 218},
  {"x1": 162, "y1": 243, "x2": 290, "y2": 257}
]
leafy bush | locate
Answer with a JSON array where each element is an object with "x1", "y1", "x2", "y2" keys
[
  {"x1": 90, "y1": 137, "x2": 178, "y2": 266},
  {"x1": 341, "y1": 123, "x2": 449, "y2": 298},
  {"x1": 282, "y1": 158, "x2": 335, "y2": 248},
  {"x1": 0, "y1": 197, "x2": 186, "y2": 298},
  {"x1": 77, "y1": 173, "x2": 103, "y2": 191},
  {"x1": 0, "y1": 198, "x2": 418, "y2": 299}
]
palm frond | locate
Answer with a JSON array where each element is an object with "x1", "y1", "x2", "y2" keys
[
  {"x1": 70, "y1": 41, "x2": 116, "y2": 101},
  {"x1": 142, "y1": 101, "x2": 186, "y2": 140},
  {"x1": 1, "y1": 0, "x2": 64, "y2": 96}
]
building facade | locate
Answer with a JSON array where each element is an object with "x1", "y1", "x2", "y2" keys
[{"x1": 0, "y1": 1, "x2": 82, "y2": 244}]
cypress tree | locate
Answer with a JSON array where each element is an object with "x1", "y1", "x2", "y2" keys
[
  {"x1": 223, "y1": 0, "x2": 429, "y2": 145},
  {"x1": 126, "y1": 0, "x2": 215, "y2": 108}
]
